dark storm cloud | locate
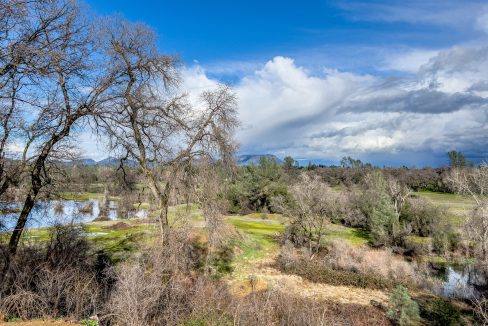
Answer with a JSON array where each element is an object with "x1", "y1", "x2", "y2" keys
[{"x1": 342, "y1": 89, "x2": 488, "y2": 114}]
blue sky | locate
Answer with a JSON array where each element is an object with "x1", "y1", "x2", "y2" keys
[
  {"x1": 82, "y1": 0, "x2": 488, "y2": 167},
  {"x1": 87, "y1": 0, "x2": 480, "y2": 75}
]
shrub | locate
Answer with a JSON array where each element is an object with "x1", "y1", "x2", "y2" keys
[
  {"x1": 0, "y1": 225, "x2": 111, "y2": 321},
  {"x1": 403, "y1": 236, "x2": 432, "y2": 256},
  {"x1": 207, "y1": 244, "x2": 234, "y2": 277},
  {"x1": 232, "y1": 290, "x2": 391, "y2": 325},
  {"x1": 226, "y1": 157, "x2": 289, "y2": 213},
  {"x1": 417, "y1": 297, "x2": 461, "y2": 326},
  {"x1": 341, "y1": 190, "x2": 368, "y2": 228},
  {"x1": 387, "y1": 285, "x2": 420, "y2": 326},
  {"x1": 369, "y1": 195, "x2": 399, "y2": 246},
  {"x1": 81, "y1": 319, "x2": 99, "y2": 326},
  {"x1": 105, "y1": 238, "x2": 392, "y2": 325},
  {"x1": 356, "y1": 171, "x2": 403, "y2": 246},
  {"x1": 278, "y1": 242, "x2": 393, "y2": 290},
  {"x1": 431, "y1": 230, "x2": 460, "y2": 255},
  {"x1": 276, "y1": 174, "x2": 339, "y2": 252},
  {"x1": 401, "y1": 197, "x2": 448, "y2": 237},
  {"x1": 324, "y1": 240, "x2": 422, "y2": 287}
]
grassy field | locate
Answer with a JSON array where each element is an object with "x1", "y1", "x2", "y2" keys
[
  {"x1": 416, "y1": 191, "x2": 475, "y2": 214},
  {"x1": 415, "y1": 190, "x2": 475, "y2": 226},
  {"x1": 228, "y1": 214, "x2": 285, "y2": 273}
]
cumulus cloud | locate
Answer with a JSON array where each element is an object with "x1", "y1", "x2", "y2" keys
[{"x1": 183, "y1": 47, "x2": 488, "y2": 164}]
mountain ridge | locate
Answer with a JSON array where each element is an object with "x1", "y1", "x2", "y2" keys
[{"x1": 69, "y1": 154, "x2": 283, "y2": 167}]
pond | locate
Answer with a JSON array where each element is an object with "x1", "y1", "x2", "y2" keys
[
  {"x1": 0, "y1": 199, "x2": 148, "y2": 231},
  {"x1": 442, "y1": 265, "x2": 488, "y2": 300}
]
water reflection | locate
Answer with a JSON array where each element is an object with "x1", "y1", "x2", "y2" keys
[
  {"x1": 0, "y1": 199, "x2": 148, "y2": 230},
  {"x1": 442, "y1": 265, "x2": 487, "y2": 299}
]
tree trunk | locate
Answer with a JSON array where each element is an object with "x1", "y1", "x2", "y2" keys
[
  {"x1": 1, "y1": 128, "x2": 68, "y2": 284},
  {"x1": 157, "y1": 185, "x2": 171, "y2": 244},
  {"x1": 1, "y1": 188, "x2": 39, "y2": 285}
]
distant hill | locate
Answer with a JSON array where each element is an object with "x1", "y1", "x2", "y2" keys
[
  {"x1": 96, "y1": 157, "x2": 120, "y2": 166},
  {"x1": 70, "y1": 158, "x2": 97, "y2": 166},
  {"x1": 237, "y1": 154, "x2": 282, "y2": 166},
  {"x1": 67, "y1": 157, "x2": 137, "y2": 167},
  {"x1": 68, "y1": 155, "x2": 282, "y2": 167}
]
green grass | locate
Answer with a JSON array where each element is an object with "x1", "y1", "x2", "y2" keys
[
  {"x1": 415, "y1": 191, "x2": 474, "y2": 217},
  {"x1": 415, "y1": 190, "x2": 476, "y2": 227},
  {"x1": 225, "y1": 213, "x2": 371, "y2": 279},
  {"x1": 19, "y1": 203, "x2": 204, "y2": 260},
  {"x1": 56, "y1": 192, "x2": 105, "y2": 201},
  {"x1": 227, "y1": 215, "x2": 285, "y2": 272},
  {"x1": 21, "y1": 221, "x2": 157, "y2": 260},
  {"x1": 227, "y1": 214, "x2": 370, "y2": 270},
  {"x1": 85, "y1": 223, "x2": 154, "y2": 261},
  {"x1": 16, "y1": 201, "x2": 367, "y2": 269},
  {"x1": 324, "y1": 223, "x2": 371, "y2": 246}
]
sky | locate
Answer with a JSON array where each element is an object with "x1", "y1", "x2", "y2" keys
[{"x1": 82, "y1": 0, "x2": 488, "y2": 167}]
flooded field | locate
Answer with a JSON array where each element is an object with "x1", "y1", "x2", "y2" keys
[{"x1": 0, "y1": 199, "x2": 148, "y2": 230}]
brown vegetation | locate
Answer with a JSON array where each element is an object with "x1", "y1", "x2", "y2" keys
[{"x1": 277, "y1": 240, "x2": 441, "y2": 293}]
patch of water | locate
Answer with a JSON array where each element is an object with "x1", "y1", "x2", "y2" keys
[
  {"x1": 0, "y1": 199, "x2": 147, "y2": 230},
  {"x1": 442, "y1": 265, "x2": 487, "y2": 300}
]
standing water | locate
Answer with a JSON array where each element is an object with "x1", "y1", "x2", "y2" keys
[
  {"x1": 442, "y1": 265, "x2": 487, "y2": 300},
  {"x1": 0, "y1": 199, "x2": 148, "y2": 230}
]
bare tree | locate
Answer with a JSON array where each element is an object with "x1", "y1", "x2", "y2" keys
[
  {"x1": 447, "y1": 164, "x2": 488, "y2": 205},
  {"x1": 0, "y1": 0, "x2": 69, "y2": 197},
  {"x1": 96, "y1": 19, "x2": 238, "y2": 240},
  {"x1": 276, "y1": 173, "x2": 338, "y2": 254},
  {"x1": 472, "y1": 296, "x2": 488, "y2": 325},
  {"x1": 447, "y1": 163, "x2": 488, "y2": 261},
  {"x1": 386, "y1": 176, "x2": 411, "y2": 220},
  {"x1": 192, "y1": 161, "x2": 236, "y2": 274},
  {"x1": 1, "y1": 0, "x2": 115, "y2": 280}
]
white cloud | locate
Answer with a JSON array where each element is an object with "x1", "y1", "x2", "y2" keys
[
  {"x1": 383, "y1": 49, "x2": 439, "y2": 73},
  {"x1": 338, "y1": 0, "x2": 486, "y2": 32},
  {"x1": 77, "y1": 130, "x2": 108, "y2": 161},
  {"x1": 476, "y1": 7, "x2": 488, "y2": 34},
  {"x1": 182, "y1": 47, "x2": 488, "y2": 162},
  {"x1": 6, "y1": 142, "x2": 24, "y2": 154}
]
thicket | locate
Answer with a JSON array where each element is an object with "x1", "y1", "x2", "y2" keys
[
  {"x1": 309, "y1": 165, "x2": 450, "y2": 192},
  {"x1": 226, "y1": 157, "x2": 290, "y2": 214},
  {"x1": 0, "y1": 225, "x2": 114, "y2": 320},
  {"x1": 387, "y1": 285, "x2": 420, "y2": 326},
  {"x1": 0, "y1": 224, "x2": 394, "y2": 325},
  {"x1": 346, "y1": 171, "x2": 458, "y2": 250}
]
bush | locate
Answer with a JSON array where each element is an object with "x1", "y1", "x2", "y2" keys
[
  {"x1": 401, "y1": 197, "x2": 448, "y2": 237},
  {"x1": 403, "y1": 236, "x2": 432, "y2": 256},
  {"x1": 431, "y1": 230, "x2": 460, "y2": 255},
  {"x1": 369, "y1": 195, "x2": 399, "y2": 246},
  {"x1": 356, "y1": 171, "x2": 403, "y2": 246},
  {"x1": 323, "y1": 240, "x2": 429, "y2": 288},
  {"x1": 418, "y1": 297, "x2": 461, "y2": 326},
  {"x1": 387, "y1": 285, "x2": 420, "y2": 326},
  {"x1": 0, "y1": 225, "x2": 112, "y2": 321},
  {"x1": 104, "y1": 235, "x2": 393, "y2": 326},
  {"x1": 341, "y1": 190, "x2": 368, "y2": 228},
  {"x1": 207, "y1": 244, "x2": 234, "y2": 277},
  {"x1": 226, "y1": 157, "x2": 289, "y2": 213},
  {"x1": 277, "y1": 243, "x2": 394, "y2": 290},
  {"x1": 278, "y1": 240, "x2": 442, "y2": 295},
  {"x1": 276, "y1": 174, "x2": 339, "y2": 252},
  {"x1": 232, "y1": 290, "x2": 391, "y2": 326}
]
